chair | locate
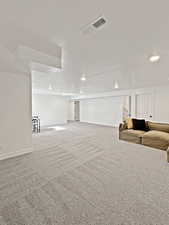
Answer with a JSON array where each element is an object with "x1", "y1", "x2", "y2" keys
[{"x1": 32, "y1": 116, "x2": 40, "y2": 133}]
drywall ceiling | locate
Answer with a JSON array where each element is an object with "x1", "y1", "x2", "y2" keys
[{"x1": 1, "y1": 0, "x2": 169, "y2": 94}]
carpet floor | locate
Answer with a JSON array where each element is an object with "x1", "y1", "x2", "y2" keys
[{"x1": 0, "y1": 122, "x2": 169, "y2": 225}]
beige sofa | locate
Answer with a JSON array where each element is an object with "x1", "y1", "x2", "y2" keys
[{"x1": 119, "y1": 121, "x2": 169, "y2": 151}]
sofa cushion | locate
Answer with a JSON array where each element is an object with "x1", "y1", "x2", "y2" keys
[
  {"x1": 120, "y1": 129, "x2": 146, "y2": 144},
  {"x1": 123, "y1": 129, "x2": 146, "y2": 136},
  {"x1": 142, "y1": 130, "x2": 169, "y2": 150},
  {"x1": 125, "y1": 118, "x2": 133, "y2": 129},
  {"x1": 148, "y1": 121, "x2": 169, "y2": 133}
]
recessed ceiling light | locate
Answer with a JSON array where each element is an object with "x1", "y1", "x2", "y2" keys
[
  {"x1": 80, "y1": 90, "x2": 83, "y2": 94},
  {"x1": 81, "y1": 76, "x2": 86, "y2": 81},
  {"x1": 48, "y1": 84, "x2": 52, "y2": 90},
  {"x1": 149, "y1": 55, "x2": 160, "y2": 63},
  {"x1": 114, "y1": 81, "x2": 119, "y2": 89}
]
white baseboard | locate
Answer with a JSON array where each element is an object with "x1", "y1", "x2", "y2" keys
[
  {"x1": 0, "y1": 147, "x2": 33, "y2": 161},
  {"x1": 80, "y1": 121, "x2": 118, "y2": 127}
]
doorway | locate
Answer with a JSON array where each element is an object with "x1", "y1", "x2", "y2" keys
[{"x1": 74, "y1": 101, "x2": 80, "y2": 121}]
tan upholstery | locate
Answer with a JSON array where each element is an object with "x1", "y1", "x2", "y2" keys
[
  {"x1": 119, "y1": 120, "x2": 169, "y2": 156},
  {"x1": 142, "y1": 131, "x2": 169, "y2": 150},
  {"x1": 119, "y1": 123, "x2": 127, "y2": 132},
  {"x1": 148, "y1": 122, "x2": 169, "y2": 133},
  {"x1": 167, "y1": 147, "x2": 169, "y2": 162},
  {"x1": 125, "y1": 118, "x2": 133, "y2": 129},
  {"x1": 119, "y1": 129, "x2": 145, "y2": 144}
]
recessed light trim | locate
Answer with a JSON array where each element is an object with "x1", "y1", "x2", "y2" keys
[
  {"x1": 114, "y1": 81, "x2": 119, "y2": 89},
  {"x1": 149, "y1": 55, "x2": 160, "y2": 62},
  {"x1": 48, "y1": 84, "x2": 52, "y2": 90},
  {"x1": 81, "y1": 76, "x2": 86, "y2": 81}
]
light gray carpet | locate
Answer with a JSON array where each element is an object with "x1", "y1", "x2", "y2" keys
[{"x1": 0, "y1": 122, "x2": 169, "y2": 225}]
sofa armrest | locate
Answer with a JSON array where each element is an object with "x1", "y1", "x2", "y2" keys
[
  {"x1": 167, "y1": 147, "x2": 169, "y2": 163},
  {"x1": 119, "y1": 123, "x2": 127, "y2": 132}
]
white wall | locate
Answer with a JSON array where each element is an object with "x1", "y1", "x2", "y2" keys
[
  {"x1": 32, "y1": 94, "x2": 69, "y2": 126},
  {"x1": 154, "y1": 87, "x2": 169, "y2": 123},
  {"x1": 80, "y1": 96, "x2": 124, "y2": 127},
  {"x1": 0, "y1": 72, "x2": 32, "y2": 160},
  {"x1": 128, "y1": 86, "x2": 169, "y2": 123},
  {"x1": 0, "y1": 40, "x2": 62, "y2": 160},
  {"x1": 75, "y1": 85, "x2": 169, "y2": 126}
]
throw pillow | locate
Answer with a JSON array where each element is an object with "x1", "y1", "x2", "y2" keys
[
  {"x1": 132, "y1": 119, "x2": 147, "y2": 131},
  {"x1": 126, "y1": 118, "x2": 133, "y2": 129}
]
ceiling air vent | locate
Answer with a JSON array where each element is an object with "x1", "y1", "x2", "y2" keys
[
  {"x1": 81, "y1": 16, "x2": 107, "y2": 35},
  {"x1": 92, "y1": 17, "x2": 106, "y2": 28}
]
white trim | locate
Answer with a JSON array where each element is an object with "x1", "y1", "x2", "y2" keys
[
  {"x1": 71, "y1": 84, "x2": 169, "y2": 100},
  {"x1": 33, "y1": 89, "x2": 71, "y2": 98},
  {"x1": 0, "y1": 147, "x2": 33, "y2": 161}
]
